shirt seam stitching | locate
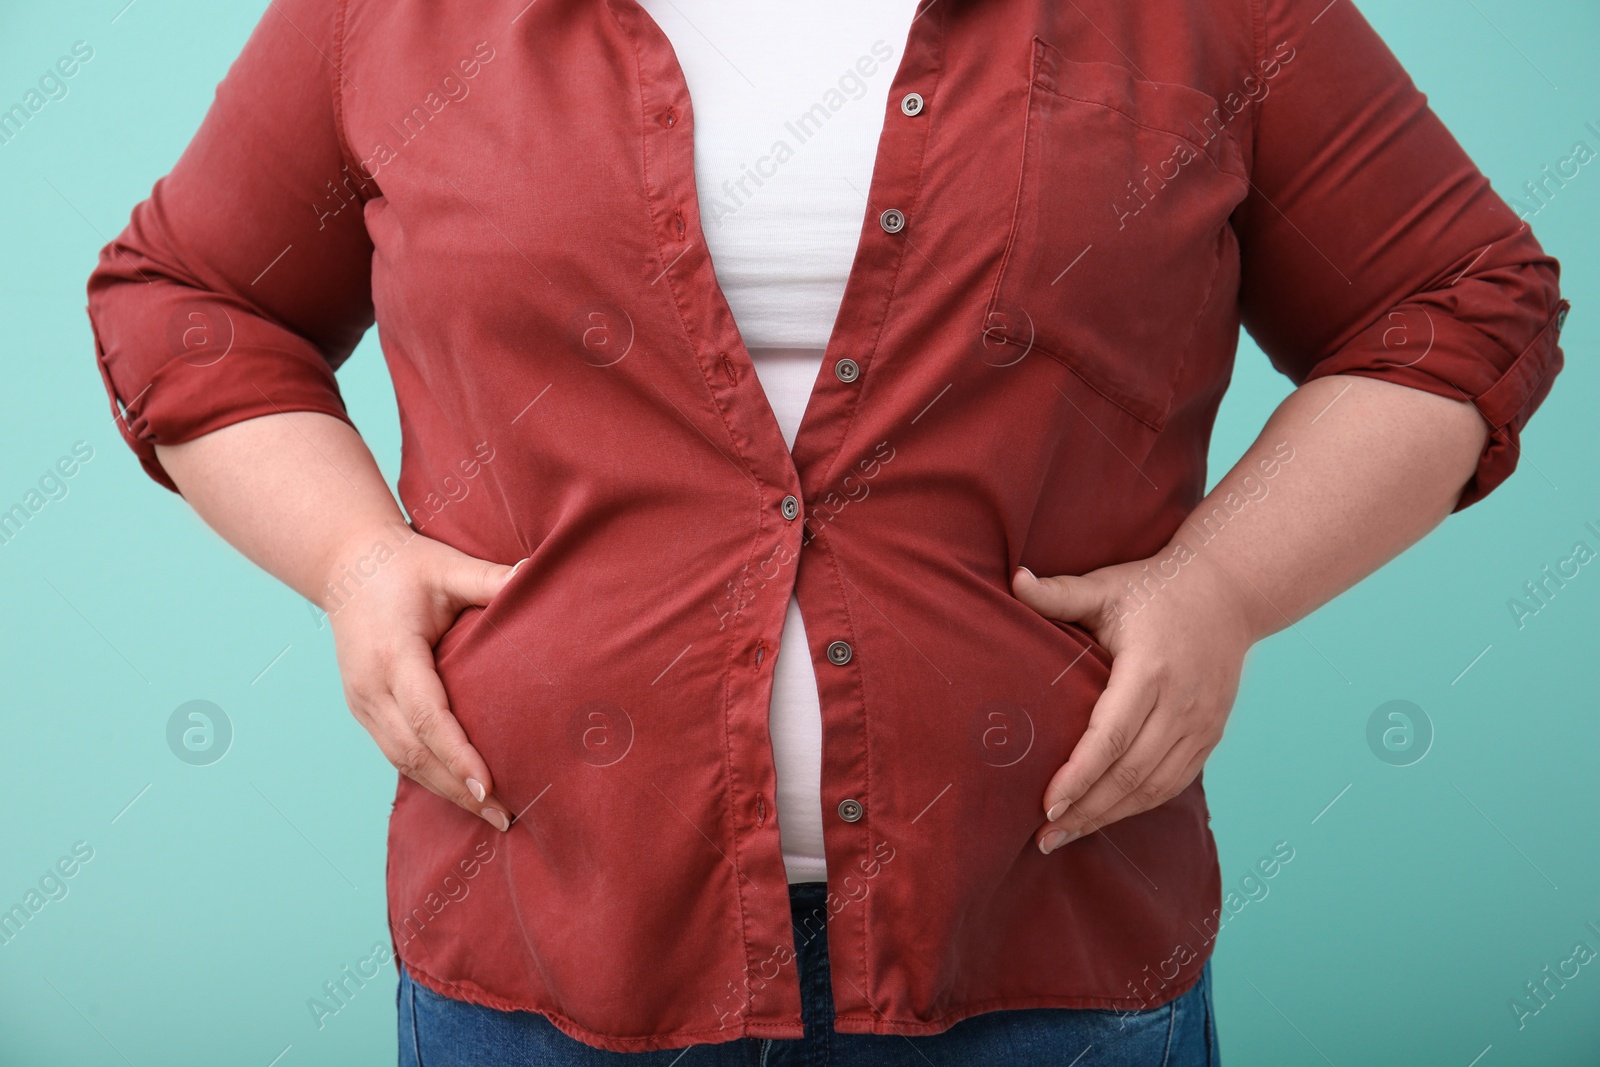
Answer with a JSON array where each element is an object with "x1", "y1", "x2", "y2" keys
[
  {"x1": 1476, "y1": 296, "x2": 1569, "y2": 426},
  {"x1": 612, "y1": 0, "x2": 770, "y2": 1025},
  {"x1": 820, "y1": 538, "x2": 873, "y2": 1013},
  {"x1": 331, "y1": 0, "x2": 361, "y2": 182},
  {"x1": 818, "y1": 0, "x2": 946, "y2": 493},
  {"x1": 1249, "y1": 0, "x2": 1264, "y2": 151},
  {"x1": 1033, "y1": 80, "x2": 1248, "y2": 187},
  {"x1": 827, "y1": 958, "x2": 1210, "y2": 1024},
  {"x1": 1164, "y1": 227, "x2": 1230, "y2": 415},
  {"x1": 401, "y1": 956, "x2": 804, "y2": 1044}
]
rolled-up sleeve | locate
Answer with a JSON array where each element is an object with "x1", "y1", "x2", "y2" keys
[
  {"x1": 86, "y1": 0, "x2": 374, "y2": 494},
  {"x1": 1236, "y1": 0, "x2": 1570, "y2": 509}
]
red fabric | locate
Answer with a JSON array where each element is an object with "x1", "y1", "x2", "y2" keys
[{"x1": 86, "y1": 0, "x2": 1567, "y2": 1052}]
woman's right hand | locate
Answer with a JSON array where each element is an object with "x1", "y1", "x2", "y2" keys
[
  {"x1": 323, "y1": 523, "x2": 523, "y2": 832},
  {"x1": 150, "y1": 413, "x2": 521, "y2": 832}
]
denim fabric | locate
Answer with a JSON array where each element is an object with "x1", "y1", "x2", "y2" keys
[{"x1": 398, "y1": 882, "x2": 1220, "y2": 1066}]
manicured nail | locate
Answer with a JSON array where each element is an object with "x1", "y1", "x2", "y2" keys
[
  {"x1": 482, "y1": 808, "x2": 510, "y2": 832},
  {"x1": 466, "y1": 777, "x2": 486, "y2": 802},
  {"x1": 1046, "y1": 800, "x2": 1067, "y2": 822},
  {"x1": 1040, "y1": 830, "x2": 1069, "y2": 854}
]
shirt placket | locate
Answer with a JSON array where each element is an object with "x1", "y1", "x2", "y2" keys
[
  {"x1": 781, "y1": 0, "x2": 948, "y2": 1029},
  {"x1": 610, "y1": 0, "x2": 946, "y2": 1035},
  {"x1": 610, "y1": 0, "x2": 812, "y2": 1035}
]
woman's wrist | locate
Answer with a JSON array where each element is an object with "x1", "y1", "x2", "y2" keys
[
  {"x1": 314, "y1": 514, "x2": 419, "y2": 615},
  {"x1": 1157, "y1": 529, "x2": 1274, "y2": 648}
]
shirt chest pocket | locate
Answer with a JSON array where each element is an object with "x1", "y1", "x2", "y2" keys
[{"x1": 985, "y1": 36, "x2": 1250, "y2": 436}]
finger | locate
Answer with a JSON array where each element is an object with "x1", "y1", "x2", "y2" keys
[
  {"x1": 367, "y1": 697, "x2": 500, "y2": 819},
  {"x1": 1070, "y1": 742, "x2": 1210, "y2": 838},
  {"x1": 388, "y1": 642, "x2": 512, "y2": 831},
  {"x1": 1052, "y1": 712, "x2": 1181, "y2": 834},
  {"x1": 1039, "y1": 740, "x2": 1208, "y2": 855},
  {"x1": 1056, "y1": 729, "x2": 1202, "y2": 841},
  {"x1": 1012, "y1": 567, "x2": 1108, "y2": 626},
  {"x1": 441, "y1": 554, "x2": 527, "y2": 609},
  {"x1": 1042, "y1": 661, "x2": 1158, "y2": 822}
]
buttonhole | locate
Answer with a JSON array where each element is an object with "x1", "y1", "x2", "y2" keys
[
  {"x1": 674, "y1": 209, "x2": 685, "y2": 239},
  {"x1": 754, "y1": 641, "x2": 766, "y2": 668},
  {"x1": 721, "y1": 352, "x2": 737, "y2": 384},
  {"x1": 755, "y1": 794, "x2": 767, "y2": 827}
]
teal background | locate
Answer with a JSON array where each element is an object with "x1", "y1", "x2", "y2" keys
[{"x1": 0, "y1": 1, "x2": 1594, "y2": 1063}]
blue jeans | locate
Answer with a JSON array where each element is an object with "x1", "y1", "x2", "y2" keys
[{"x1": 398, "y1": 881, "x2": 1221, "y2": 1066}]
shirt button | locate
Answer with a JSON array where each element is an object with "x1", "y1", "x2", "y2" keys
[
  {"x1": 834, "y1": 358, "x2": 860, "y2": 383},
  {"x1": 878, "y1": 208, "x2": 905, "y2": 234},
  {"x1": 826, "y1": 640, "x2": 853, "y2": 666},
  {"x1": 838, "y1": 798, "x2": 864, "y2": 823},
  {"x1": 900, "y1": 92, "x2": 924, "y2": 117},
  {"x1": 780, "y1": 494, "x2": 800, "y2": 521}
]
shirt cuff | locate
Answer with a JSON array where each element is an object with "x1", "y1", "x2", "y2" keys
[
  {"x1": 90, "y1": 314, "x2": 354, "y2": 495},
  {"x1": 1300, "y1": 297, "x2": 1570, "y2": 511}
]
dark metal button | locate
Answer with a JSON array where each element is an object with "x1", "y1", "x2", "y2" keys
[
  {"x1": 879, "y1": 208, "x2": 905, "y2": 234},
  {"x1": 780, "y1": 495, "x2": 800, "y2": 521},
  {"x1": 900, "y1": 92, "x2": 924, "y2": 117},
  {"x1": 834, "y1": 358, "x2": 860, "y2": 383},
  {"x1": 838, "y1": 798, "x2": 864, "y2": 823},
  {"x1": 826, "y1": 640, "x2": 853, "y2": 666}
]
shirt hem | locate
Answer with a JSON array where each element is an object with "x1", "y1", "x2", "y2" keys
[
  {"x1": 397, "y1": 953, "x2": 1207, "y2": 1052},
  {"x1": 831, "y1": 964, "x2": 1209, "y2": 1035},
  {"x1": 398, "y1": 957, "x2": 807, "y2": 1052}
]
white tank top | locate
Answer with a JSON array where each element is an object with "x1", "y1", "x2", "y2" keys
[{"x1": 634, "y1": 0, "x2": 917, "y2": 883}]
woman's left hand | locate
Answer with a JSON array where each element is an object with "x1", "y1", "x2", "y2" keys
[{"x1": 1011, "y1": 554, "x2": 1258, "y2": 854}]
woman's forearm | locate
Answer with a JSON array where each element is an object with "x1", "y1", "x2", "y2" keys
[
  {"x1": 153, "y1": 413, "x2": 407, "y2": 609},
  {"x1": 1166, "y1": 373, "x2": 1490, "y2": 643},
  {"x1": 1017, "y1": 373, "x2": 1490, "y2": 847},
  {"x1": 155, "y1": 411, "x2": 519, "y2": 829}
]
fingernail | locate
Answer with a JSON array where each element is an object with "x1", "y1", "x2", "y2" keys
[
  {"x1": 1017, "y1": 566, "x2": 1037, "y2": 581},
  {"x1": 1046, "y1": 800, "x2": 1067, "y2": 822},
  {"x1": 466, "y1": 777, "x2": 486, "y2": 803},
  {"x1": 510, "y1": 557, "x2": 530, "y2": 576},
  {"x1": 1040, "y1": 830, "x2": 1069, "y2": 854},
  {"x1": 482, "y1": 808, "x2": 510, "y2": 832}
]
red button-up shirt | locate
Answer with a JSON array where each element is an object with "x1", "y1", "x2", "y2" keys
[{"x1": 87, "y1": 0, "x2": 1567, "y2": 1052}]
